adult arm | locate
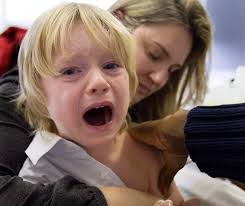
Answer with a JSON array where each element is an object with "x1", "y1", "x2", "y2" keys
[
  {"x1": 0, "y1": 175, "x2": 107, "y2": 206},
  {"x1": 0, "y1": 175, "x2": 164, "y2": 206},
  {"x1": 185, "y1": 104, "x2": 245, "y2": 184}
]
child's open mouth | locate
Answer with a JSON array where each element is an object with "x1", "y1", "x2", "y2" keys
[{"x1": 83, "y1": 105, "x2": 113, "y2": 126}]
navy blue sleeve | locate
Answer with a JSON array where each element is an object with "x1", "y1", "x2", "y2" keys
[{"x1": 185, "y1": 104, "x2": 245, "y2": 183}]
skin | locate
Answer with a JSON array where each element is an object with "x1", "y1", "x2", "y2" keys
[
  {"x1": 39, "y1": 22, "x2": 182, "y2": 204},
  {"x1": 40, "y1": 22, "x2": 195, "y2": 206},
  {"x1": 39, "y1": 23, "x2": 164, "y2": 200},
  {"x1": 128, "y1": 23, "x2": 200, "y2": 206},
  {"x1": 132, "y1": 23, "x2": 193, "y2": 104},
  {"x1": 100, "y1": 23, "x2": 197, "y2": 205},
  {"x1": 101, "y1": 187, "x2": 173, "y2": 206},
  {"x1": 40, "y1": 23, "x2": 130, "y2": 156}
]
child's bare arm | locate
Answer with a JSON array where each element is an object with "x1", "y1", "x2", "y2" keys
[{"x1": 101, "y1": 187, "x2": 172, "y2": 206}]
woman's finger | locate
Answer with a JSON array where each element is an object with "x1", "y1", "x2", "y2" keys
[{"x1": 153, "y1": 199, "x2": 173, "y2": 206}]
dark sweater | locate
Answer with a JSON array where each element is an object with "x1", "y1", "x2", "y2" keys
[
  {"x1": 0, "y1": 68, "x2": 107, "y2": 206},
  {"x1": 185, "y1": 104, "x2": 245, "y2": 182}
]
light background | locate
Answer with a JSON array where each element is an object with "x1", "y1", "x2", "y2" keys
[
  {"x1": 0, "y1": 0, "x2": 244, "y2": 93},
  {"x1": 0, "y1": 0, "x2": 117, "y2": 31}
]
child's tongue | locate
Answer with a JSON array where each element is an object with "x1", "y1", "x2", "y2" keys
[{"x1": 83, "y1": 106, "x2": 112, "y2": 126}]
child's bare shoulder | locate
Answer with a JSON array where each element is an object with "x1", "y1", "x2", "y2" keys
[{"x1": 125, "y1": 132, "x2": 163, "y2": 196}]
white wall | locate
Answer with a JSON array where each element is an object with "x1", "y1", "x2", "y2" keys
[
  {"x1": 1, "y1": 0, "x2": 243, "y2": 96},
  {"x1": 0, "y1": 0, "x2": 116, "y2": 32},
  {"x1": 0, "y1": 0, "x2": 6, "y2": 32},
  {"x1": 207, "y1": 0, "x2": 245, "y2": 70}
]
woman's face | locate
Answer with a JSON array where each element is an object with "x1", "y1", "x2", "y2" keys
[{"x1": 132, "y1": 23, "x2": 192, "y2": 104}]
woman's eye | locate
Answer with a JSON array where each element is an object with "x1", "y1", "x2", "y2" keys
[
  {"x1": 168, "y1": 64, "x2": 181, "y2": 74},
  {"x1": 103, "y1": 62, "x2": 121, "y2": 70},
  {"x1": 61, "y1": 67, "x2": 81, "y2": 76},
  {"x1": 148, "y1": 52, "x2": 160, "y2": 62}
]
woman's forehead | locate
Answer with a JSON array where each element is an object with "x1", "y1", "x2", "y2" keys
[{"x1": 134, "y1": 23, "x2": 192, "y2": 64}]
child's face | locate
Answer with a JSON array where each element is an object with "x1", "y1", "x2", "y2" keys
[{"x1": 41, "y1": 24, "x2": 130, "y2": 148}]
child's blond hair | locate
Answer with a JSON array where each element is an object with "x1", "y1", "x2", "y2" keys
[{"x1": 17, "y1": 3, "x2": 137, "y2": 133}]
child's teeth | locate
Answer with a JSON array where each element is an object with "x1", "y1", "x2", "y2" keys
[{"x1": 105, "y1": 108, "x2": 110, "y2": 123}]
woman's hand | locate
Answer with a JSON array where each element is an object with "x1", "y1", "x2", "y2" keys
[{"x1": 154, "y1": 199, "x2": 173, "y2": 206}]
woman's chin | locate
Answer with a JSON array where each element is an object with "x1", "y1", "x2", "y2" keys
[
  {"x1": 131, "y1": 97, "x2": 139, "y2": 105},
  {"x1": 131, "y1": 95, "x2": 143, "y2": 105},
  {"x1": 131, "y1": 93, "x2": 150, "y2": 105}
]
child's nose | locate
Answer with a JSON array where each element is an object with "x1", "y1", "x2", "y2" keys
[
  {"x1": 90, "y1": 86, "x2": 108, "y2": 94},
  {"x1": 87, "y1": 72, "x2": 110, "y2": 95}
]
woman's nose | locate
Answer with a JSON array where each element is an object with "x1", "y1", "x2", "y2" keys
[{"x1": 148, "y1": 69, "x2": 167, "y2": 87}]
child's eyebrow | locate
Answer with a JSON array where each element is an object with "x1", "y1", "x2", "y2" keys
[
  {"x1": 54, "y1": 57, "x2": 84, "y2": 68},
  {"x1": 57, "y1": 53, "x2": 86, "y2": 64},
  {"x1": 55, "y1": 50, "x2": 116, "y2": 66}
]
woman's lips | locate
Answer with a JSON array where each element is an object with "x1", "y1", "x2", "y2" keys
[{"x1": 138, "y1": 83, "x2": 151, "y2": 95}]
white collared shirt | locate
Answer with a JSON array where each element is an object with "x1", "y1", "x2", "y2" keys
[{"x1": 19, "y1": 131, "x2": 125, "y2": 187}]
